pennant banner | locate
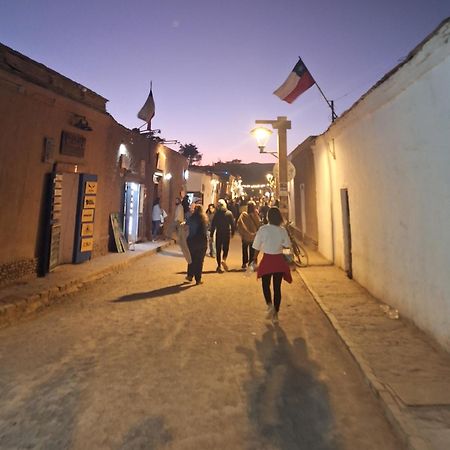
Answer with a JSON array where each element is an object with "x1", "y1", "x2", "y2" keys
[
  {"x1": 137, "y1": 87, "x2": 155, "y2": 130},
  {"x1": 273, "y1": 59, "x2": 315, "y2": 104}
]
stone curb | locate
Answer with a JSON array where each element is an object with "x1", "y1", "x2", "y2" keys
[
  {"x1": 295, "y1": 269, "x2": 430, "y2": 450},
  {"x1": 0, "y1": 241, "x2": 172, "y2": 329}
]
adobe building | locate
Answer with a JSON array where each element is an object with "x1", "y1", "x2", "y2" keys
[
  {"x1": 288, "y1": 136, "x2": 318, "y2": 248},
  {"x1": 0, "y1": 43, "x2": 187, "y2": 286}
]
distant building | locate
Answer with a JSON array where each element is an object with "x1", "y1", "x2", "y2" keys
[{"x1": 185, "y1": 167, "x2": 220, "y2": 208}]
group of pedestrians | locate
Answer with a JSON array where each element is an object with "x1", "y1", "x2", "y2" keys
[{"x1": 180, "y1": 197, "x2": 292, "y2": 323}]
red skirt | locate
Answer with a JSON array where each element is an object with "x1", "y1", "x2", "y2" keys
[{"x1": 257, "y1": 253, "x2": 292, "y2": 283}]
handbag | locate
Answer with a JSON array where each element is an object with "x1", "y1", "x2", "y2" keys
[{"x1": 283, "y1": 249, "x2": 295, "y2": 266}]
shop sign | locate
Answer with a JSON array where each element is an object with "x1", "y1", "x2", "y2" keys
[{"x1": 60, "y1": 131, "x2": 86, "y2": 158}]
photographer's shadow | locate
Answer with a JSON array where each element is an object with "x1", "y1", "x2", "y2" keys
[{"x1": 236, "y1": 325, "x2": 339, "y2": 450}]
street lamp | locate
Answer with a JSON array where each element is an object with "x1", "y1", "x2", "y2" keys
[
  {"x1": 251, "y1": 116, "x2": 291, "y2": 219},
  {"x1": 250, "y1": 127, "x2": 278, "y2": 157},
  {"x1": 251, "y1": 127, "x2": 272, "y2": 152}
]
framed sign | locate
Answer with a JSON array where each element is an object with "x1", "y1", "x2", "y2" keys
[
  {"x1": 81, "y1": 209, "x2": 95, "y2": 222},
  {"x1": 85, "y1": 181, "x2": 97, "y2": 194},
  {"x1": 81, "y1": 223, "x2": 94, "y2": 236},
  {"x1": 60, "y1": 131, "x2": 86, "y2": 158},
  {"x1": 81, "y1": 238, "x2": 94, "y2": 252},
  {"x1": 83, "y1": 195, "x2": 96, "y2": 208}
]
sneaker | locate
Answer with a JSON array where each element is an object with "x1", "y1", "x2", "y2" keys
[
  {"x1": 216, "y1": 267, "x2": 224, "y2": 274},
  {"x1": 241, "y1": 263, "x2": 247, "y2": 269},
  {"x1": 221, "y1": 260, "x2": 229, "y2": 271},
  {"x1": 196, "y1": 280, "x2": 203, "y2": 285},
  {"x1": 265, "y1": 303, "x2": 274, "y2": 319},
  {"x1": 185, "y1": 275, "x2": 193, "y2": 282},
  {"x1": 272, "y1": 312, "x2": 279, "y2": 324}
]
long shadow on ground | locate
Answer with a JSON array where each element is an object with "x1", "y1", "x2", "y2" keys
[
  {"x1": 112, "y1": 283, "x2": 195, "y2": 303},
  {"x1": 237, "y1": 325, "x2": 340, "y2": 450}
]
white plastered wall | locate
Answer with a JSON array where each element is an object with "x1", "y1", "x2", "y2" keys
[{"x1": 313, "y1": 22, "x2": 450, "y2": 351}]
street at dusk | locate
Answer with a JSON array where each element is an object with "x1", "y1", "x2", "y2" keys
[
  {"x1": 0, "y1": 239, "x2": 403, "y2": 450},
  {"x1": 1, "y1": 1, "x2": 450, "y2": 449}
]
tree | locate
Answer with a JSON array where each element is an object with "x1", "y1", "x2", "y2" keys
[{"x1": 179, "y1": 143, "x2": 202, "y2": 166}]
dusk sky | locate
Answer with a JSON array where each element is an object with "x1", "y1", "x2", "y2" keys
[{"x1": 1, "y1": 1, "x2": 449, "y2": 164}]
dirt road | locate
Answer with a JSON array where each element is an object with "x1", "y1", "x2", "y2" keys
[{"x1": 0, "y1": 238, "x2": 403, "y2": 449}]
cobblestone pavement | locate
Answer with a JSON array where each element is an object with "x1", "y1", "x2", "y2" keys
[
  {"x1": 0, "y1": 238, "x2": 403, "y2": 450},
  {"x1": 299, "y1": 264, "x2": 450, "y2": 450}
]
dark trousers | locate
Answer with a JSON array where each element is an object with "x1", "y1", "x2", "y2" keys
[
  {"x1": 261, "y1": 273, "x2": 284, "y2": 312},
  {"x1": 187, "y1": 242, "x2": 207, "y2": 283},
  {"x1": 241, "y1": 240, "x2": 255, "y2": 266},
  {"x1": 152, "y1": 220, "x2": 160, "y2": 237},
  {"x1": 215, "y1": 234, "x2": 230, "y2": 267}
]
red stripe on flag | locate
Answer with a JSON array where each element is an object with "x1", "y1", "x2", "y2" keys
[{"x1": 283, "y1": 71, "x2": 315, "y2": 103}]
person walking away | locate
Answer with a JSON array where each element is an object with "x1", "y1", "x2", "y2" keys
[
  {"x1": 237, "y1": 201, "x2": 260, "y2": 269},
  {"x1": 259, "y1": 201, "x2": 269, "y2": 224},
  {"x1": 210, "y1": 199, "x2": 235, "y2": 273},
  {"x1": 252, "y1": 207, "x2": 292, "y2": 323},
  {"x1": 229, "y1": 200, "x2": 240, "y2": 225},
  {"x1": 151, "y1": 197, "x2": 162, "y2": 241},
  {"x1": 186, "y1": 204, "x2": 208, "y2": 285},
  {"x1": 181, "y1": 194, "x2": 191, "y2": 220},
  {"x1": 205, "y1": 203, "x2": 216, "y2": 257}
]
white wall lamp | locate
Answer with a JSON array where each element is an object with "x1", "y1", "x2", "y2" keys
[
  {"x1": 118, "y1": 142, "x2": 127, "y2": 155},
  {"x1": 164, "y1": 172, "x2": 173, "y2": 180}
]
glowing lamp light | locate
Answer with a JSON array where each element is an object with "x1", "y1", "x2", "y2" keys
[
  {"x1": 251, "y1": 127, "x2": 272, "y2": 152},
  {"x1": 119, "y1": 143, "x2": 127, "y2": 155},
  {"x1": 164, "y1": 172, "x2": 172, "y2": 180},
  {"x1": 184, "y1": 169, "x2": 189, "y2": 180}
]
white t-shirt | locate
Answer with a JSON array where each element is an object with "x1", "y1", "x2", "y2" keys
[
  {"x1": 252, "y1": 224, "x2": 290, "y2": 255},
  {"x1": 152, "y1": 204, "x2": 162, "y2": 221}
]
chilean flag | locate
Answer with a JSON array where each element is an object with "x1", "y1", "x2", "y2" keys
[{"x1": 273, "y1": 58, "x2": 315, "y2": 104}]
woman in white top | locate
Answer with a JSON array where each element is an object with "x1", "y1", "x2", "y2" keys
[
  {"x1": 151, "y1": 197, "x2": 162, "y2": 240},
  {"x1": 252, "y1": 207, "x2": 292, "y2": 323}
]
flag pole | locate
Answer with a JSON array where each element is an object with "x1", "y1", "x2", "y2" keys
[{"x1": 299, "y1": 57, "x2": 338, "y2": 123}]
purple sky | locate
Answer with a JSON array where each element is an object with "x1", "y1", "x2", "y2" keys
[{"x1": 1, "y1": 1, "x2": 449, "y2": 164}]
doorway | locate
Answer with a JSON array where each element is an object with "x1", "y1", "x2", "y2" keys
[
  {"x1": 123, "y1": 182, "x2": 145, "y2": 245},
  {"x1": 59, "y1": 173, "x2": 79, "y2": 264},
  {"x1": 340, "y1": 188, "x2": 352, "y2": 279},
  {"x1": 300, "y1": 183, "x2": 307, "y2": 240}
]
